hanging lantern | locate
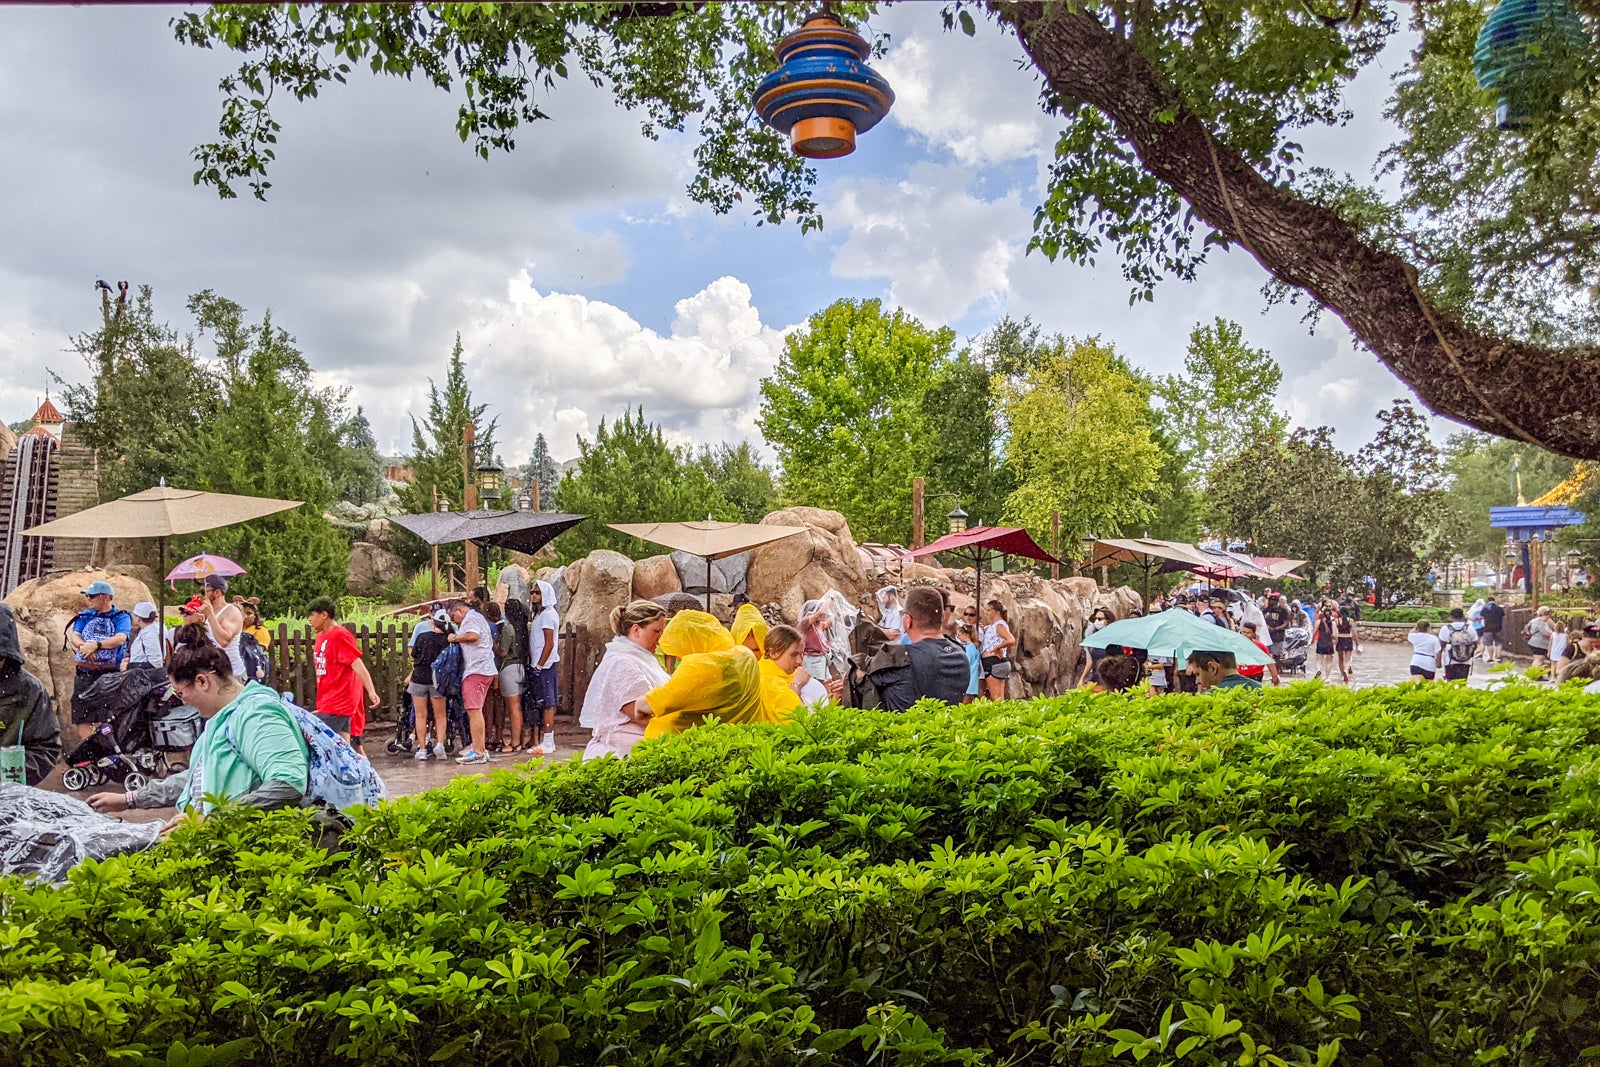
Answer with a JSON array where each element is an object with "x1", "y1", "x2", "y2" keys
[
  {"x1": 1473, "y1": 0, "x2": 1586, "y2": 130},
  {"x1": 753, "y1": 12, "x2": 894, "y2": 159}
]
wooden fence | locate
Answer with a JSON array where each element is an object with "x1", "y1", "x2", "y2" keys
[{"x1": 266, "y1": 622, "x2": 608, "y2": 722}]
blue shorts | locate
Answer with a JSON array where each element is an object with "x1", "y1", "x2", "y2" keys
[{"x1": 528, "y1": 665, "x2": 559, "y2": 710}]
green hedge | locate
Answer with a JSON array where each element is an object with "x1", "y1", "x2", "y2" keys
[
  {"x1": 1362, "y1": 606, "x2": 1446, "y2": 624},
  {"x1": 8, "y1": 683, "x2": 1600, "y2": 1064}
]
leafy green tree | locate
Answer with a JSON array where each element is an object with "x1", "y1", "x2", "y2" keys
[
  {"x1": 523, "y1": 432, "x2": 562, "y2": 511},
  {"x1": 997, "y1": 335, "x2": 1163, "y2": 557},
  {"x1": 395, "y1": 335, "x2": 499, "y2": 567},
  {"x1": 1339, "y1": 400, "x2": 1441, "y2": 605},
  {"x1": 918, "y1": 317, "x2": 1047, "y2": 530},
  {"x1": 695, "y1": 442, "x2": 777, "y2": 525},
  {"x1": 758, "y1": 299, "x2": 954, "y2": 544},
  {"x1": 1211, "y1": 427, "x2": 1359, "y2": 583},
  {"x1": 1439, "y1": 432, "x2": 1575, "y2": 561},
  {"x1": 556, "y1": 408, "x2": 728, "y2": 560},
  {"x1": 58, "y1": 286, "x2": 219, "y2": 500},
  {"x1": 176, "y1": 3, "x2": 1600, "y2": 456},
  {"x1": 1155, "y1": 318, "x2": 1289, "y2": 484}
]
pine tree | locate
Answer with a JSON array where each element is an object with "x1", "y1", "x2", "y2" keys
[
  {"x1": 395, "y1": 334, "x2": 498, "y2": 565},
  {"x1": 333, "y1": 406, "x2": 386, "y2": 506},
  {"x1": 524, "y1": 432, "x2": 561, "y2": 511}
]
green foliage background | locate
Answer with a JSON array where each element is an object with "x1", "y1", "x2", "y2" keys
[{"x1": 11, "y1": 683, "x2": 1600, "y2": 1063}]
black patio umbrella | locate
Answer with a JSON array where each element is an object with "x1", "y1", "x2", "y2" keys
[{"x1": 389, "y1": 510, "x2": 587, "y2": 555}]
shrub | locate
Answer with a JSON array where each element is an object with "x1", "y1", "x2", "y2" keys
[
  {"x1": 1363, "y1": 606, "x2": 1445, "y2": 624},
  {"x1": 8, "y1": 683, "x2": 1600, "y2": 1064}
]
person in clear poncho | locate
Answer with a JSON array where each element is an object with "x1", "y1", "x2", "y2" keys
[{"x1": 639, "y1": 611, "x2": 769, "y2": 737}]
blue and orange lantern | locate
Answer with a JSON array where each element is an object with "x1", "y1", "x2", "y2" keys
[
  {"x1": 1473, "y1": 0, "x2": 1586, "y2": 130},
  {"x1": 753, "y1": 13, "x2": 894, "y2": 158}
]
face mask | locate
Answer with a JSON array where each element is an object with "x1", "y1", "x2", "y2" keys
[{"x1": 1087, "y1": 619, "x2": 1104, "y2": 634}]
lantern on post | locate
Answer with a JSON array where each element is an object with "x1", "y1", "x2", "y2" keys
[
  {"x1": 753, "y1": 11, "x2": 895, "y2": 159},
  {"x1": 1473, "y1": 0, "x2": 1586, "y2": 130}
]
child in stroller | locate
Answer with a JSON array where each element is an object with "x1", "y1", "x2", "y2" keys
[
  {"x1": 59, "y1": 665, "x2": 203, "y2": 792},
  {"x1": 1276, "y1": 626, "x2": 1311, "y2": 675}
]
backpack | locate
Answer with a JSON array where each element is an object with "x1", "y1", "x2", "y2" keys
[
  {"x1": 224, "y1": 694, "x2": 387, "y2": 810},
  {"x1": 238, "y1": 631, "x2": 270, "y2": 683},
  {"x1": 1445, "y1": 622, "x2": 1478, "y2": 664},
  {"x1": 431, "y1": 643, "x2": 464, "y2": 700}
]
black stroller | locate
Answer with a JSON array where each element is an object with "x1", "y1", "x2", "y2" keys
[
  {"x1": 60, "y1": 666, "x2": 203, "y2": 792},
  {"x1": 1277, "y1": 626, "x2": 1311, "y2": 675},
  {"x1": 386, "y1": 695, "x2": 469, "y2": 756}
]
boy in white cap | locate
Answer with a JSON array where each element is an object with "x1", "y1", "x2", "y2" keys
[{"x1": 125, "y1": 601, "x2": 167, "y2": 668}]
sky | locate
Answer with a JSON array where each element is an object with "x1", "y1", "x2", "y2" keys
[{"x1": 0, "y1": 4, "x2": 1432, "y2": 466}]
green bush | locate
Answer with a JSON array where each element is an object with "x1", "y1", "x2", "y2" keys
[
  {"x1": 1363, "y1": 606, "x2": 1445, "y2": 624},
  {"x1": 9, "y1": 683, "x2": 1600, "y2": 1064}
]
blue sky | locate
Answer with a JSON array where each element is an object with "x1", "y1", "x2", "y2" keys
[{"x1": 0, "y1": 4, "x2": 1428, "y2": 465}]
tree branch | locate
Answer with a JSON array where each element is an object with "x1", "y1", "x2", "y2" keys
[{"x1": 1002, "y1": 2, "x2": 1600, "y2": 459}]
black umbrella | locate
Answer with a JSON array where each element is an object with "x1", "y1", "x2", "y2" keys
[{"x1": 389, "y1": 510, "x2": 587, "y2": 555}]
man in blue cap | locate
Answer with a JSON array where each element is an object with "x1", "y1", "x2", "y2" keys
[{"x1": 68, "y1": 579, "x2": 131, "y2": 741}]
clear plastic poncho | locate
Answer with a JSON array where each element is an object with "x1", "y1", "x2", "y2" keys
[{"x1": 0, "y1": 783, "x2": 163, "y2": 883}]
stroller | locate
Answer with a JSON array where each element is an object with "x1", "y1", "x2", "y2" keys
[
  {"x1": 1277, "y1": 626, "x2": 1310, "y2": 675},
  {"x1": 385, "y1": 698, "x2": 469, "y2": 756},
  {"x1": 60, "y1": 666, "x2": 203, "y2": 793}
]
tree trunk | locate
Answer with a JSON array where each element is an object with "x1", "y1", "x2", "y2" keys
[{"x1": 1001, "y1": 3, "x2": 1600, "y2": 459}]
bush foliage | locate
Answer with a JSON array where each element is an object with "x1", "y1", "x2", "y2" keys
[{"x1": 8, "y1": 683, "x2": 1600, "y2": 1064}]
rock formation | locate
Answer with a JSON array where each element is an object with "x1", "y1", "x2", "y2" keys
[
  {"x1": 3, "y1": 569, "x2": 152, "y2": 739},
  {"x1": 346, "y1": 542, "x2": 406, "y2": 598},
  {"x1": 631, "y1": 554, "x2": 680, "y2": 600},
  {"x1": 565, "y1": 550, "x2": 633, "y2": 647},
  {"x1": 746, "y1": 507, "x2": 876, "y2": 622}
]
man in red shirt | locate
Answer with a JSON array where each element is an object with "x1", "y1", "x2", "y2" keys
[{"x1": 308, "y1": 596, "x2": 379, "y2": 749}]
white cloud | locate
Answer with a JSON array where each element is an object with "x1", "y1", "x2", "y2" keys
[
  {"x1": 1318, "y1": 377, "x2": 1362, "y2": 405},
  {"x1": 828, "y1": 163, "x2": 1025, "y2": 324},
  {"x1": 457, "y1": 273, "x2": 792, "y2": 462},
  {"x1": 875, "y1": 27, "x2": 1054, "y2": 168}
]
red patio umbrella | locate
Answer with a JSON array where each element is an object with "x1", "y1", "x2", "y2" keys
[{"x1": 902, "y1": 525, "x2": 1060, "y2": 622}]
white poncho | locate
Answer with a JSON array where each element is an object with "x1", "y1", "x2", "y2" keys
[{"x1": 580, "y1": 635, "x2": 670, "y2": 761}]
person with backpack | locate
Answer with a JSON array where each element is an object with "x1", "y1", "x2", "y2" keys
[
  {"x1": 1479, "y1": 596, "x2": 1506, "y2": 664},
  {"x1": 68, "y1": 580, "x2": 132, "y2": 742},
  {"x1": 1524, "y1": 606, "x2": 1556, "y2": 668},
  {"x1": 86, "y1": 622, "x2": 309, "y2": 825},
  {"x1": 236, "y1": 599, "x2": 272, "y2": 685},
  {"x1": 1440, "y1": 607, "x2": 1478, "y2": 681}
]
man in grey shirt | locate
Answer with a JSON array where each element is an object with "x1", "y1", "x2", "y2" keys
[{"x1": 868, "y1": 587, "x2": 972, "y2": 711}]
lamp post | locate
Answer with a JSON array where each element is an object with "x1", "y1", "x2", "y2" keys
[
  {"x1": 946, "y1": 506, "x2": 968, "y2": 536},
  {"x1": 476, "y1": 459, "x2": 504, "y2": 509}
]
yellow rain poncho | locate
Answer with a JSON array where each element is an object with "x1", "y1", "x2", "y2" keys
[
  {"x1": 757, "y1": 657, "x2": 804, "y2": 720},
  {"x1": 731, "y1": 603, "x2": 770, "y2": 654},
  {"x1": 643, "y1": 611, "x2": 767, "y2": 737}
]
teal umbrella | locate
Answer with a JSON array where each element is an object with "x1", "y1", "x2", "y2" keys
[{"x1": 1085, "y1": 608, "x2": 1275, "y2": 667}]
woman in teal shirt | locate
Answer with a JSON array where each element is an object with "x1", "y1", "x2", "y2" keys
[{"x1": 89, "y1": 624, "x2": 309, "y2": 829}]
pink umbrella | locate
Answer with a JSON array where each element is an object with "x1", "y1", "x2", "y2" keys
[{"x1": 166, "y1": 552, "x2": 246, "y2": 587}]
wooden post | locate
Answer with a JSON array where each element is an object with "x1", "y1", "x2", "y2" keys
[
  {"x1": 1051, "y1": 510, "x2": 1060, "y2": 581},
  {"x1": 463, "y1": 423, "x2": 479, "y2": 592},
  {"x1": 430, "y1": 484, "x2": 440, "y2": 601},
  {"x1": 531, "y1": 478, "x2": 541, "y2": 511},
  {"x1": 1532, "y1": 537, "x2": 1544, "y2": 611},
  {"x1": 911, "y1": 476, "x2": 925, "y2": 549}
]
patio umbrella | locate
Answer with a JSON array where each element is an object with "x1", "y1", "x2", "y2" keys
[
  {"x1": 609, "y1": 519, "x2": 808, "y2": 607},
  {"x1": 390, "y1": 509, "x2": 587, "y2": 556},
  {"x1": 22, "y1": 484, "x2": 302, "y2": 623},
  {"x1": 1084, "y1": 537, "x2": 1216, "y2": 600},
  {"x1": 902, "y1": 525, "x2": 1060, "y2": 624},
  {"x1": 166, "y1": 552, "x2": 246, "y2": 587},
  {"x1": 1083, "y1": 608, "x2": 1275, "y2": 667}
]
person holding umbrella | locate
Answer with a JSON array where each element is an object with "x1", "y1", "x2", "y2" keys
[{"x1": 1185, "y1": 649, "x2": 1262, "y2": 691}]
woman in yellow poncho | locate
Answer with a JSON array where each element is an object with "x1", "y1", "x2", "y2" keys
[
  {"x1": 756, "y1": 625, "x2": 811, "y2": 720},
  {"x1": 640, "y1": 610, "x2": 768, "y2": 737},
  {"x1": 730, "y1": 602, "x2": 769, "y2": 655}
]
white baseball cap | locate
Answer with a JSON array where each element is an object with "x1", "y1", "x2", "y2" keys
[{"x1": 132, "y1": 601, "x2": 158, "y2": 619}]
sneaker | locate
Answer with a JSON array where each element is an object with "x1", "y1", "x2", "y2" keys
[
  {"x1": 531, "y1": 738, "x2": 556, "y2": 756},
  {"x1": 414, "y1": 744, "x2": 433, "y2": 761},
  {"x1": 455, "y1": 747, "x2": 488, "y2": 765}
]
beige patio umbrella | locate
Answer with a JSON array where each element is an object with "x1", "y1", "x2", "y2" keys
[
  {"x1": 23, "y1": 485, "x2": 302, "y2": 619},
  {"x1": 609, "y1": 519, "x2": 808, "y2": 606}
]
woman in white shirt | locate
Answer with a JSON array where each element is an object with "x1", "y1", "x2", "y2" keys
[
  {"x1": 1407, "y1": 620, "x2": 1443, "y2": 681},
  {"x1": 124, "y1": 601, "x2": 167, "y2": 668}
]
